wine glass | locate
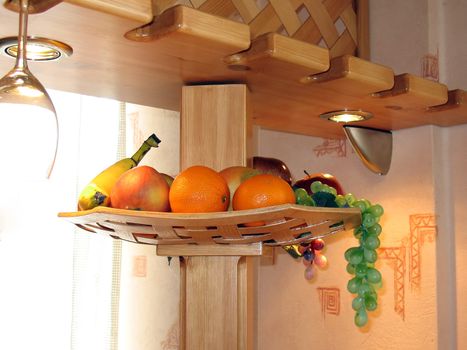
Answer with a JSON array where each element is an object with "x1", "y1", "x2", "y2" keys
[{"x1": 0, "y1": 0, "x2": 58, "y2": 179}]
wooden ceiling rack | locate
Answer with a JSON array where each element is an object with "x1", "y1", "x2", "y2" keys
[
  {"x1": 2, "y1": 1, "x2": 465, "y2": 140},
  {"x1": 122, "y1": 5, "x2": 466, "y2": 139}
]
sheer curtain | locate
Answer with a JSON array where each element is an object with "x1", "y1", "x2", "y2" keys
[{"x1": 0, "y1": 89, "x2": 123, "y2": 350}]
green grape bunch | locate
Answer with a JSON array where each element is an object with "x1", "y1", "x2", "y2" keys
[
  {"x1": 339, "y1": 193, "x2": 384, "y2": 328},
  {"x1": 293, "y1": 181, "x2": 384, "y2": 328}
]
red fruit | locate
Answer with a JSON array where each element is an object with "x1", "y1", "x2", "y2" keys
[
  {"x1": 312, "y1": 238, "x2": 325, "y2": 251},
  {"x1": 293, "y1": 171, "x2": 344, "y2": 195},
  {"x1": 253, "y1": 156, "x2": 293, "y2": 185},
  {"x1": 110, "y1": 165, "x2": 170, "y2": 212}
]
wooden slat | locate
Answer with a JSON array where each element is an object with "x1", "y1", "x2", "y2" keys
[
  {"x1": 321, "y1": 0, "x2": 353, "y2": 20},
  {"x1": 225, "y1": 33, "x2": 329, "y2": 82},
  {"x1": 198, "y1": 0, "x2": 237, "y2": 18},
  {"x1": 268, "y1": 0, "x2": 302, "y2": 35},
  {"x1": 231, "y1": 0, "x2": 260, "y2": 23},
  {"x1": 356, "y1": 0, "x2": 369, "y2": 59},
  {"x1": 376, "y1": 73, "x2": 448, "y2": 108},
  {"x1": 157, "y1": 243, "x2": 264, "y2": 256},
  {"x1": 190, "y1": 0, "x2": 206, "y2": 7},
  {"x1": 328, "y1": 29, "x2": 357, "y2": 58},
  {"x1": 305, "y1": 54, "x2": 394, "y2": 96},
  {"x1": 428, "y1": 89, "x2": 467, "y2": 126},
  {"x1": 248, "y1": 3, "x2": 283, "y2": 38},
  {"x1": 340, "y1": 3, "x2": 357, "y2": 43},
  {"x1": 124, "y1": 5, "x2": 250, "y2": 62},
  {"x1": 303, "y1": 0, "x2": 339, "y2": 47},
  {"x1": 292, "y1": 15, "x2": 322, "y2": 44}
]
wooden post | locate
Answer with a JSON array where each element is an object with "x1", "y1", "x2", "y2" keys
[{"x1": 164, "y1": 84, "x2": 257, "y2": 349}]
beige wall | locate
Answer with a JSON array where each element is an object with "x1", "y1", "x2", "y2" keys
[{"x1": 257, "y1": 126, "x2": 439, "y2": 349}]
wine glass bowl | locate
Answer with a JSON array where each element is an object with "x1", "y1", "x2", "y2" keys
[
  {"x1": 0, "y1": 0, "x2": 59, "y2": 178},
  {"x1": 0, "y1": 65, "x2": 56, "y2": 111}
]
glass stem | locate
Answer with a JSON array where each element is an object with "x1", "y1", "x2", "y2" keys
[{"x1": 16, "y1": 0, "x2": 29, "y2": 70}]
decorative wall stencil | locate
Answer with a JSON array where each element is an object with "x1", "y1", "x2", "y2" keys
[
  {"x1": 421, "y1": 51, "x2": 439, "y2": 81},
  {"x1": 317, "y1": 287, "x2": 340, "y2": 318},
  {"x1": 160, "y1": 321, "x2": 179, "y2": 350},
  {"x1": 132, "y1": 255, "x2": 147, "y2": 277},
  {"x1": 409, "y1": 214, "x2": 437, "y2": 291},
  {"x1": 378, "y1": 243, "x2": 407, "y2": 320},
  {"x1": 313, "y1": 139, "x2": 347, "y2": 158},
  {"x1": 376, "y1": 214, "x2": 436, "y2": 320}
]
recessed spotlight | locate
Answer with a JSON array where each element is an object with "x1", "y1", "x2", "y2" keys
[
  {"x1": 0, "y1": 36, "x2": 72, "y2": 61},
  {"x1": 320, "y1": 110, "x2": 373, "y2": 123}
]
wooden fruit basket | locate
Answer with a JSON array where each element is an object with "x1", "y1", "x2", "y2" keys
[{"x1": 58, "y1": 204, "x2": 361, "y2": 247}]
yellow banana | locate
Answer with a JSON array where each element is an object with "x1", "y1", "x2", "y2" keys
[{"x1": 77, "y1": 133, "x2": 161, "y2": 211}]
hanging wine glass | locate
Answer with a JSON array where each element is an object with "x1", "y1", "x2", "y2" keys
[{"x1": 0, "y1": 0, "x2": 58, "y2": 179}]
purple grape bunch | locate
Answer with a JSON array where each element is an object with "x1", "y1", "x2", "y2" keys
[{"x1": 299, "y1": 238, "x2": 328, "y2": 280}]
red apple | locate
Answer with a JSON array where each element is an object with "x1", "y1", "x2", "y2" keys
[
  {"x1": 253, "y1": 156, "x2": 293, "y2": 185},
  {"x1": 293, "y1": 171, "x2": 344, "y2": 195},
  {"x1": 219, "y1": 166, "x2": 260, "y2": 210},
  {"x1": 110, "y1": 165, "x2": 171, "y2": 211}
]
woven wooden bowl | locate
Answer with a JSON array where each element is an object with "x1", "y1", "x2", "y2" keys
[{"x1": 59, "y1": 204, "x2": 361, "y2": 247}]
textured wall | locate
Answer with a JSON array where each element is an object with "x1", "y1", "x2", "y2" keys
[{"x1": 257, "y1": 126, "x2": 439, "y2": 349}]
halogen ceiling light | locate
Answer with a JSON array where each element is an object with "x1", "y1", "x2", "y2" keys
[
  {"x1": 0, "y1": 36, "x2": 72, "y2": 61},
  {"x1": 320, "y1": 109, "x2": 373, "y2": 123}
]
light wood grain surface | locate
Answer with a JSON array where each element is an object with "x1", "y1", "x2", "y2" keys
[
  {"x1": 66, "y1": 0, "x2": 152, "y2": 22},
  {"x1": 179, "y1": 84, "x2": 255, "y2": 349},
  {"x1": 180, "y1": 84, "x2": 251, "y2": 171},
  {"x1": 1, "y1": 2, "x2": 465, "y2": 139}
]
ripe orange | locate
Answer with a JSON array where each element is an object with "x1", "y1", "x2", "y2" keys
[
  {"x1": 232, "y1": 174, "x2": 295, "y2": 226},
  {"x1": 169, "y1": 165, "x2": 230, "y2": 213}
]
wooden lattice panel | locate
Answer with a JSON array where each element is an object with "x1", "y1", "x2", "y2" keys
[
  {"x1": 59, "y1": 204, "x2": 361, "y2": 247},
  {"x1": 162, "y1": 0, "x2": 359, "y2": 58}
]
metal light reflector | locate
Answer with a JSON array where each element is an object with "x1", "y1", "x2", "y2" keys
[{"x1": 0, "y1": 36, "x2": 72, "y2": 61}]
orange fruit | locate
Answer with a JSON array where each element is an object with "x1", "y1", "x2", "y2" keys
[
  {"x1": 232, "y1": 174, "x2": 295, "y2": 226},
  {"x1": 169, "y1": 165, "x2": 230, "y2": 213}
]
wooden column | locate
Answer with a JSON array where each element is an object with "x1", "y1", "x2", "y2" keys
[{"x1": 166, "y1": 84, "x2": 257, "y2": 349}]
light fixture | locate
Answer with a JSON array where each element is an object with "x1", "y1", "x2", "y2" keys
[
  {"x1": 0, "y1": 36, "x2": 72, "y2": 61},
  {"x1": 0, "y1": 0, "x2": 61, "y2": 180},
  {"x1": 320, "y1": 109, "x2": 373, "y2": 123},
  {"x1": 344, "y1": 126, "x2": 393, "y2": 175},
  {"x1": 319, "y1": 109, "x2": 392, "y2": 174}
]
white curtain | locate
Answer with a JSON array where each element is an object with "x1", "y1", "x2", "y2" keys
[
  {"x1": 0, "y1": 90, "x2": 181, "y2": 350},
  {"x1": 0, "y1": 89, "x2": 122, "y2": 350}
]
